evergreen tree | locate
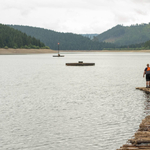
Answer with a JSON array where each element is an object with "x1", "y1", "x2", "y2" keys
[{"x1": 0, "y1": 24, "x2": 47, "y2": 49}]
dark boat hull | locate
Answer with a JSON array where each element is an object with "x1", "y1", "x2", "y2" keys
[
  {"x1": 53, "y1": 55, "x2": 64, "y2": 57},
  {"x1": 66, "y1": 63, "x2": 95, "y2": 66}
]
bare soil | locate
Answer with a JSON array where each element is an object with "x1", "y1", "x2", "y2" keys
[
  {"x1": 0, "y1": 48, "x2": 56, "y2": 55},
  {"x1": 1, "y1": 48, "x2": 150, "y2": 55}
]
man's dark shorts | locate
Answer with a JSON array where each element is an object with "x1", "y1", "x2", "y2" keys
[{"x1": 146, "y1": 74, "x2": 150, "y2": 81}]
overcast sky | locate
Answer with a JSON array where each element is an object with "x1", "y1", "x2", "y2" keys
[{"x1": 1, "y1": 0, "x2": 150, "y2": 34}]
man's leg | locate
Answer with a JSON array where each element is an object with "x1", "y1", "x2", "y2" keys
[{"x1": 146, "y1": 81, "x2": 149, "y2": 87}]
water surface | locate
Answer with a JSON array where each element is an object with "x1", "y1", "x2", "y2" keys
[{"x1": 0, "y1": 52, "x2": 149, "y2": 150}]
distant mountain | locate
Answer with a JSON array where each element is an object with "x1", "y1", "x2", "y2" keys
[
  {"x1": 8, "y1": 25, "x2": 115, "y2": 50},
  {"x1": 93, "y1": 23, "x2": 150, "y2": 46},
  {"x1": 0, "y1": 24, "x2": 46, "y2": 49},
  {"x1": 81, "y1": 34, "x2": 98, "y2": 40}
]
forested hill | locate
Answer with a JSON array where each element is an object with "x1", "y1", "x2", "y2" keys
[
  {"x1": 93, "y1": 23, "x2": 150, "y2": 46},
  {"x1": 8, "y1": 25, "x2": 115, "y2": 50},
  {"x1": 0, "y1": 24, "x2": 46, "y2": 49}
]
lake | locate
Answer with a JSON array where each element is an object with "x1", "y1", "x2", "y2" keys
[{"x1": 0, "y1": 52, "x2": 150, "y2": 150}]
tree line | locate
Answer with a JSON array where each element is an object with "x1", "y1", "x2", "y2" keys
[
  {"x1": 4, "y1": 23, "x2": 150, "y2": 50},
  {"x1": 94, "y1": 23, "x2": 150, "y2": 47},
  {"x1": 0, "y1": 24, "x2": 49, "y2": 49},
  {"x1": 9, "y1": 25, "x2": 116, "y2": 50}
]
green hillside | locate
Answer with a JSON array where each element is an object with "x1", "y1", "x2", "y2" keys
[
  {"x1": 8, "y1": 25, "x2": 115, "y2": 50},
  {"x1": 94, "y1": 23, "x2": 150, "y2": 46},
  {"x1": 0, "y1": 24, "x2": 47, "y2": 49}
]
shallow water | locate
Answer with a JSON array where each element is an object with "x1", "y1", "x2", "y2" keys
[{"x1": 0, "y1": 52, "x2": 150, "y2": 150}]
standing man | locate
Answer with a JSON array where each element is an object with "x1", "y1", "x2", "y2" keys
[{"x1": 143, "y1": 64, "x2": 150, "y2": 88}]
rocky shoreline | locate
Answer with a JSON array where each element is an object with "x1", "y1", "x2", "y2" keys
[
  {"x1": 117, "y1": 115, "x2": 150, "y2": 150},
  {"x1": 118, "y1": 88, "x2": 150, "y2": 150}
]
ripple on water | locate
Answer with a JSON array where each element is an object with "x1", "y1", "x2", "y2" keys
[{"x1": 0, "y1": 53, "x2": 148, "y2": 150}]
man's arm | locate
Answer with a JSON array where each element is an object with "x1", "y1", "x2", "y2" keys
[{"x1": 143, "y1": 70, "x2": 146, "y2": 77}]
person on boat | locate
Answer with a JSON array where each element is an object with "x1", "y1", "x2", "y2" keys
[{"x1": 143, "y1": 64, "x2": 150, "y2": 88}]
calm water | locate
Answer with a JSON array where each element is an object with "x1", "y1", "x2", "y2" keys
[{"x1": 0, "y1": 52, "x2": 150, "y2": 150}]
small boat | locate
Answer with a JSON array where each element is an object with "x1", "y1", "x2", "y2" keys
[
  {"x1": 66, "y1": 61, "x2": 95, "y2": 66},
  {"x1": 53, "y1": 54, "x2": 64, "y2": 57}
]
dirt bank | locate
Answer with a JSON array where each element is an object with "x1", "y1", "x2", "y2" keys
[
  {"x1": 0, "y1": 48, "x2": 56, "y2": 55},
  {"x1": 1, "y1": 49, "x2": 150, "y2": 55}
]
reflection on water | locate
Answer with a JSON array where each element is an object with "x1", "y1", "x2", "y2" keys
[{"x1": 0, "y1": 52, "x2": 150, "y2": 150}]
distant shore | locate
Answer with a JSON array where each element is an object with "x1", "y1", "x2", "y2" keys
[
  {"x1": 1, "y1": 48, "x2": 150, "y2": 55},
  {"x1": 62, "y1": 50, "x2": 150, "y2": 53},
  {"x1": 0, "y1": 48, "x2": 56, "y2": 55}
]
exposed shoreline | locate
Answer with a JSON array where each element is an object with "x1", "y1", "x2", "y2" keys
[
  {"x1": 0, "y1": 48, "x2": 56, "y2": 55},
  {"x1": 1, "y1": 48, "x2": 150, "y2": 55},
  {"x1": 62, "y1": 50, "x2": 150, "y2": 53},
  {"x1": 118, "y1": 115, "x2": 150, "y2": 150},
  {"x1": 117, "y1": 88, "x2": 150, "y2": 149}
]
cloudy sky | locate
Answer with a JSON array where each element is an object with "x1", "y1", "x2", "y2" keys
[{"x1": 1, "y1": 0, "x2": 150, "y2": 34}]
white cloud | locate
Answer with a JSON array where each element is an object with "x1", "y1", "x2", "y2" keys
[{"x1": 0, "y1": 0, "x2": 150, "y2": 34}]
